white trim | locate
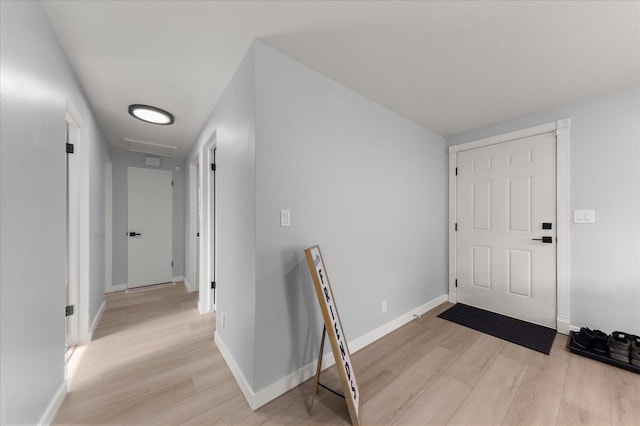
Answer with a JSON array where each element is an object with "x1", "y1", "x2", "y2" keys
[
  {"x1": 172, "y1": 275, "x2": 185, "y2": 283},
  {"x1": 199, "y1": 132, "x2": 217, "y2": 313},
  {"x1": 557, "y1": 316, "x2": 572, "y2": 334},
  {"x1": 448, "y1": 121, "x2": 563, "y2": 153},
  {"x1": 188, "y1": 155, "x2": 200, "y2": 303},
  {"x1": 76, "y1": 124, "x2": 91, "y2": 344},
  {"x1": 448, "y1": 150, "x2": 457, "y2": 303},
  {"x1": 348, "y1": 294, "x2": 449, "y2": 353},
  {"x1": 555, "y1": 120, "x2": 571, "y2": 334},
  {"x1": 448, "y1": 119, "x2": 571, "y2": 333},
  {"x1": 214, "y1": 331, "x2": 258, "y2": 409},
  {"x1": 65, "y1": 97, "x2": 85, "y2": 128},
  {"x1": 218, "y1": 293, "x2": 448, "y2": 410},
  {"x1": 104, "y1": 157, "x2": 113, "y2": 294},
  {"x1": 78, "y1": 301, "x2": 106, "y2": 344},
  {"x1": 183, "y1": 278, "x2": 196, "y2": 293},
  {"x1": 37, "y1": 380, "x2": 67, "y2": 426},
  {"x1": 106, "y1": 283, "x2": 127, "y2": 293}
]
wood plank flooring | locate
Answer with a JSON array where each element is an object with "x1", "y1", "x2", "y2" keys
[{"x1": 54, "y1": 284, "x2": 639, "y2": 425}]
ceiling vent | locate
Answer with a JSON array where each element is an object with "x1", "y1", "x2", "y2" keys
[{"x1": 123, "y1": 138, "x2": 177, "y2": 157}]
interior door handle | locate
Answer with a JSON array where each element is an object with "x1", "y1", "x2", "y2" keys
[
  {"x1": 532, "y1": 236, "x2": 553, "y2": 243},
  {"x1": 129, "y1": 232, "x2": 142, "y2": 237}
]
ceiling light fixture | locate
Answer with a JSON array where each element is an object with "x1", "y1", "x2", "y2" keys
[{"x1": 128, "y1": 104, "x2": 174, "y2": 125}]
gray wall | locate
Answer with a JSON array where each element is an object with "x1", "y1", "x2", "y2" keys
[
  {"x1": 447, "y1": 86, "x2": 640, "y2": 335},
  {"x1": 186, "y1": 45, "x2": 257, "y2": 385},
  {"x1": 252, "y1": 41, "x2": 448, "y2": 391},
  {"x1": 0, "y1": 1, "x2": 110, "y2": 423},
  {"x1": 111, "y1": 149, "x2": 185, "y2": 285},
  {"x1": 185, "y1": 41, "x2": 448, "y2": 394}
]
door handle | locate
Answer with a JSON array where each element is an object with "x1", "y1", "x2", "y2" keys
[
  {"x1": 129, "y1": 232, "x2": 142, "y2": 237},
  {"x1": 532, "y1": 236, "x2": 553, "y2": 243}
]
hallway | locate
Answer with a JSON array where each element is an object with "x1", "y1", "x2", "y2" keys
[{"x1": 53, "y1": 284, "x2": 236, "y2": 424}]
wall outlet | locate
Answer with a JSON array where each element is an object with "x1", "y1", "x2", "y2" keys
[
  {"x1": 382, "y1": 300, "x2": 388, "y2": 313},
  {"x1": 221, "y1": 313, "x2": 225, "y2": 329}
]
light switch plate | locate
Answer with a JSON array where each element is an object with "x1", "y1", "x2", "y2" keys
[
  {"x1": 280, "y1": 209, "x2": 290, "y2": 227},
  {"x1": 574, "y1": 209, "x2": 596, "y2": 224}
]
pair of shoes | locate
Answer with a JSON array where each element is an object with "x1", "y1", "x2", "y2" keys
[
  {"x1": 571, "y1": 328, "x2": 608, "y2": 355},
  {"x1": 609, "y1": 331, "x2": 633, "y2": 363},
  {"x1": 630, "y1": 335, "x2": 640, "y2": 367},
  {"x1": 571, "y1": 327, "x2": 593, "y2": 349}
]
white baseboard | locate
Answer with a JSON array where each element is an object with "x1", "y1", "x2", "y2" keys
[
  {"x1": 557, "y1": 316, "x2": 571, "y2": 335},
  {"x1": 217, "y1": 293, "x2": 449, "y2": 411},
  {"x1": 214, "y1": 331, "x2": 260, "y2": 409},
  {"x1": 78, "y1": 300, "x2": 106, "y2": 344},
  {"x1": 38, "y1": 380, "x2": 67, "y2": 426},
  {"x1": 183, "y1": 277, "x2": 196, "y2": 292},
  {"x1": 106, "y1": 283, "x2": 127, "y2": 293},
  {"x1": 173, "y1": 275, "x2": 185, "y2": 283},
  {"x1": 349, "y1": 294, "x2": 449, "y2": 353}
]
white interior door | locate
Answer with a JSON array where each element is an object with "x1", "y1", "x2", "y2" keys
[
  {"x1": 456, "y1": 132, "x2": 557, "y2": 328},
  {"x1": 127, "y1": 167, "x2": 173, "y2": 288}
]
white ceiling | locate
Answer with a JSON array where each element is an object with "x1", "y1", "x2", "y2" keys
[{"x1": 42, "y1": 1, "x2": 639, "y2": 159}]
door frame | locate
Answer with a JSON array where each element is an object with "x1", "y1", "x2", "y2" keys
[
  {"x1": 104, "y1": 155, "x2": 113, "y2": 294},
  {"x1": 448, "y1": 118, "x2": 571, "y2": 333},
  {"x1": 65, "y1": 109, "x2": 80, "y2": 349},
  {"x1": 65, "y1": 97, "x2": 91, "y2": 345},
  {"x1": 188, "y1": 154, "x2": 200, "y2": 293},
  {"x1": 198, "y1": 132, "x2": 217, "y2": 314}
]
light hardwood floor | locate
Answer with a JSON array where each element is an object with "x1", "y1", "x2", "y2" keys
[{"x1": 54, "y1": 284, "x2": 639, "y2": 425}]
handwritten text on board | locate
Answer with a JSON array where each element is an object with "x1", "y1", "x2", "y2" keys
[{"x1": 309, "y1": 246, "x2": 360, "y2": 415}]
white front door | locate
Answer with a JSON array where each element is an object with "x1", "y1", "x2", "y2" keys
[
  {"x1": 127, "y1": 167, "x2": 173, "y2": 288},
  {"x1": 456, "y1": 132, "x2": 557, "y2": 328}
]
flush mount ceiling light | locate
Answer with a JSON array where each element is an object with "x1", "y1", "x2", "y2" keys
[{"x1": 128, "y1": 104, "x2": 174, "y2": 125}]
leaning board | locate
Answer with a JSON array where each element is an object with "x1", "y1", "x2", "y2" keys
[{"x1": 304, "y1": 245, "x2": 361, "y2": 425}]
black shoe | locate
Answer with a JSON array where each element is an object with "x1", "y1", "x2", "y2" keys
[
  {"x1": 629, "y1": 335, "x2": 640, "y2": 365},
  {"x1": 571, "y1": 327, "x2": 594, "y2": 349},
  {"x1": 609, "y1": 331, "x2": 631, "y2": 363},
  {"x1": 591, "y1": 330, "x2": 609, "y2": 355}
]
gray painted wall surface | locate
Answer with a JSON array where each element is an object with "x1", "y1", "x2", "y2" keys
[
  {"x1": 447, "y1": 86, "x2": 640, "y2": 334},
  {"x1": 0, "y1": 2, "x2": 110, "y2": 423},
  {"x1": 185, "y1": 41, "x2": 448, "y2": 395},
  {"x1": 111, "y1": 149, "x2": 185, "y2": 285},
  {"x1": 252, "y1": 41, "x2": 448, "y2": 391},
  {"x1": 186, "y1": 45, "x2": 257, "y2": 386}
]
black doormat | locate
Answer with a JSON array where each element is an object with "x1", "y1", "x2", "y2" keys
[{"x1": 438, "y1": 303, "x2": 556, "y2": 355}]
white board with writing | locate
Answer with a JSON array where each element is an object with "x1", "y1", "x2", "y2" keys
[{"x1": 305, "y1": 245, "x2": 360, "y2": 425}]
